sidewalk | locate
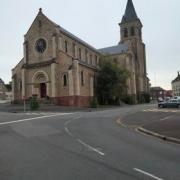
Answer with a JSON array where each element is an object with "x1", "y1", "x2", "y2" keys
[
  {"x1": 120, "y1": 109, "x2": 180, "y2": 144},
  {"x1": 0, "y1": 103, "x2": 89, "y2": 113},
  {"x1": 0, "y1": 102, "x2": 123, "y2": 113},
  {"x1": 0, "y1": 100, "x2": 11, "y2": 104}
]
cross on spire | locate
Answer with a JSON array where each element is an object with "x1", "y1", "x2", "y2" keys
[{"x1": 39, "y1": 8, "x2": 42, "y2": 13}]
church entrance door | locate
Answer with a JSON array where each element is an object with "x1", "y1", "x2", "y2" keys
[{"x1": 40, "y1": 83, "x2": 47, "y2": 98}]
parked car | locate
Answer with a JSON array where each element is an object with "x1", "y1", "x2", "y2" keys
[{"x1": 158, "y1": 99, "x2": 180, "y2": 108}]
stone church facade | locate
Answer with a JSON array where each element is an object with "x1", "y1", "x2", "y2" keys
[{"x1": 12, "y1": 0, "x2": 149, "y2": 106}]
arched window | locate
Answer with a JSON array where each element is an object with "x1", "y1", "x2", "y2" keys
[
  {"x1": 124, "y1": 28, "x2": 128, "y2": 38},
  {"x1": 139, "y1": 29, "x2": 142, "y2": 38},
  {"x1": 72, "y1": 43, "x2": 76, "y2": 57},
  {"x1": 63, "y1": 74, "x2": 68, "y2": 86},
  {"x1": 19, "y1": 80, "x2": 22, "y2": 91},
  {"x1": 85, "y1": 49, "x2": 88, "y2": 62},
  {"x1": 81, "y1": 71, "x2": 84, "y2": 86},
  {"x1": 65, "y1": 40, "x2": 68, "y2": 53},
  {"x1": 95, "y1": 55, "x2": 98, "y2": 66},
  {"x1": 79, "y1": 48, "x2": 82, "y2": 59},
  {"x1": 90, "y1": 54, "x2": 92, "y2": 65},
  {"x1": 131, "y1": 27, "x2": 135, "y2": 36}
]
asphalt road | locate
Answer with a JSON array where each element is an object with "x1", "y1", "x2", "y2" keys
[
  {"x1": 122, "y1": 107, "x2": 180, "y2": 139},
  {"x1": 0, "y1": 104, "x2": 179, "y2": 180}
]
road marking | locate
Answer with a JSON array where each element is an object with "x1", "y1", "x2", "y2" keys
[
  {"x1": 143, "y1": 108, "x2": 180, "y2": 113},
  {"x1": 64, "y1": 116, "x2": 105, "y2": 156},
  {"x1": 160, "y1": 115, "x2": 173, "y2": 121},
  {"x1": 134, "y1": 168, "x2": 164, "y2": 180},
  {"x1": 64, "y1": 116, "x2": 82, "y2": 137},
  {"x1": 64, "y1": 127, "x2": 73, "y2": 137},
  {"x1": 64, "y1": 116, "x2": 82, "y2": 126},
  {"x1": 0, "y1": 113, "x2": 73, "y2": 126},
  {"x1": 25, "y1": 112, "x2": 64, "y2": 116},
  {"x1": 77, "y1": 139, "x2": 105, "y2": 156}
]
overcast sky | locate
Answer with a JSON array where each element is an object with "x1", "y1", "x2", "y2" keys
[{"x1": 0, "y1": 0, "x2": 179, "y2": 89}]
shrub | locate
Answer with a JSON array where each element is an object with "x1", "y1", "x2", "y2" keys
[
  {"x1": 122, "y1": 95, "x2": 134, "y2": 105},
  {"x1": 30, "y1": 96, "x2": 39, "y2": 110},
  {"x1": 90, "y1": 97, "x2": 98, "y2": 108},
  {"x1": 144, "y1": 93, "x2": 150, "y2": 103}
]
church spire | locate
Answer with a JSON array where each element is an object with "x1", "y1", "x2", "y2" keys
[
  {"x1": 119, "y1": 0, "x2": 143, "y2": 43},
  {"x1": 121, "y1": 0, "x2": 138, "y2": 23}
]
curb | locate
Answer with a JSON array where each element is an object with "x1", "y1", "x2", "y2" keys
[
  {"x1": 137, "y1": 127, "x2": 180, "y2": 145},
  {"x1": 116, "y1": 118, "x2": 180, "y2": 145}
]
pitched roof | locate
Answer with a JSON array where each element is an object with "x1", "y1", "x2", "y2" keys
[
  {"x1": 150, "y1": 87, "x2": 165, "y2": 91},
  {"x1": 121, "y1": 0, "x2": 138, "y2": 23},
  {"x1": 59, "y1": 26, "x2": 99, "y2": 53},
  {"x1": 0, "y1": 78, "x2": 4, "y2": 84},
  {"x1": 172, "y1": 73, "x2": 180, "y2": 83},
  {"x1": 98, "y1": 43, "x2": 128, "y2": 55},
  {"x1": 36, "y1": 9, "x2": 99, "y2": 53}
]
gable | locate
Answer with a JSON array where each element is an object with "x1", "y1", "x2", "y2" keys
[
  {"x1": 25, "y1": 9, "x2": 58, "y2": 38},
  {"x1": 24, "y1": 10, "x2": 59, "y2": 64}
]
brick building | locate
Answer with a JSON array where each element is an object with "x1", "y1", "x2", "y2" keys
[
  {"x1": 12, "y1": 0, "x2": 149, "y2": 106},
  {"x1": 150, "y1": 87, "x2": 165, "y2": 101}
]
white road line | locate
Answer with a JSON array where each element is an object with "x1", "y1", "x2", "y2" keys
[
  {"x1": 64, "y1": 119, "x2": 72, "y2": 126},
  {"x1": 64, "y1": 116, "x2": 82, "y2": 134},
  {"x1": 144, "y1": 109, "x2": 180, "y2": 113},
  {"x1": 64, "y1": 116, "x2": 105, "y2": 156},
  {"x1": 160, "y1": 115, "x2": 174, "y2": 121},
  {"x1": 134, "y1": 168, "x2": 164, "y2": 180},
  {"x1": 77, "y1": 139, "x2": 105, "y2": 156},
  {"x1": 0, "y1": 113, "x2": 73, "y2": 126},
  {"x1": 64, "y1": 116, "x2": 82, "y2": 126},
  {"x1": 64, "y1": 127, "x2": 73, "y2": 137}
]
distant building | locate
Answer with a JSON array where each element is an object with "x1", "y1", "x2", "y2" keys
[
  {"x1": 0, "y1": 78, "x2": 7, "y2": 100},
  {"x1": 150, "y1": 87, "x2": 165, "y2": 101},
  {"x1": 164, "y1": 90, "x2": 172, "y2": 98},
  {"x1": 172, "y1": 72, "x2": 180, "y2": 96}
]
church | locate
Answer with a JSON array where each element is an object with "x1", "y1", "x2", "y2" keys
[{"x1": 12, "y1": 0, "x2": 149, "y2": 106}]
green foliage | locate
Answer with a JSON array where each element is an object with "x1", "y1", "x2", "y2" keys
[
  {"x1": 122, "y1": 95, "x2": 134, "y2": 105},
  {"x1": 143, "y1": 93, "x2": 150, "y2": 103},
  {"x1": 30, "y1": 96, "x2": 39, "y2": 110},
  {"x1": 138, "y1": 93, "x2": 150, "y2": 104},
  {"x1": 97, "y1": 56, "x2": 130, "y2": 105},
  {"x1": 90, "y1": 97, "x2": 98, "y2": 108},
  {"x1": 5, "y1": 81, "x2": 12, "y2": 91}
]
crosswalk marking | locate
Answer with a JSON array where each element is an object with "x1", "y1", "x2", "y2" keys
[{"x1": 143, "y1": 108, "x2": 180, "y2": 113}]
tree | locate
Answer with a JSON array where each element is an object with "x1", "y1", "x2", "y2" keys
[
  {"x1": 96, "y1": 56, "x2": 130, "y2": 105},
  {"x1": 5, "y1": 81, "x2": 12, "y2": 91}
]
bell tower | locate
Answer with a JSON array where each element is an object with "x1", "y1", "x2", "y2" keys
[
  {"x1": 119, "y1": 0, "x2": 149, "y2": 102},
  {"x1": 119, "y1": 0, "x2": 142, "y2": 43}
]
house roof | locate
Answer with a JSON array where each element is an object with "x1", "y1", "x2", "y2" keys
[
  {"x1": 121, "y1": 0, "x2": 139, "y2": 23},
  {"x1": 98, "y1": 43, "x2": 128, "y2": 55},
  {"x1": 172, "y1": 73, "x2": 180, "y2": 83},
  {"x1": 150, "y1": 87, "x2": 165, "y2": 91},
  {"x1": 0, "y1": 78, "x2": 4, "y2": 84}
]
